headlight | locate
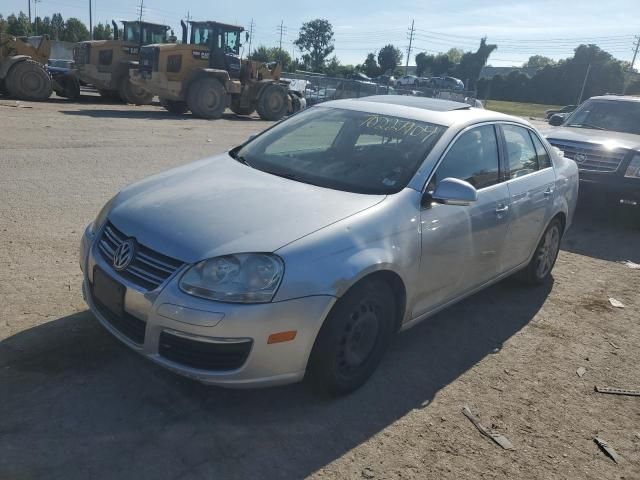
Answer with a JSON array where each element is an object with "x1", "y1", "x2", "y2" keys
[
  {"x1": 625, "y1": 154, "x2": 640, "y2": 179},
  {"x1": 90, "y1": 196, "x2": 115, "y2": 234},
  {"x1": 180, "y1": 253, "x2": 284, "y2": 303}
]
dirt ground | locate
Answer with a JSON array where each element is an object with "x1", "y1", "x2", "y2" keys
[{"x1": 1, "y1": 94, "x2": 639, "y2": 480}]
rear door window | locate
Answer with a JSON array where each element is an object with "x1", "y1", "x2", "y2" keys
[
  {"x1": 502, "y1": 124, "x2": 539, "y2": 178},
  {"x1": 529, "y1": 131, "x2": 552, "y2": 169}
]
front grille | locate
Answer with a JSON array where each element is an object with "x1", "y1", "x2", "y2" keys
[
  {"x1": 548, "y1": 139, "x2": 627, "y2": 173},
  {"x1": 159, "y1": 331, "x2": 252, "y2": 371},
  {"x1": 92, "y1": 290, "x2": 146, "y2": 344},
  {"x1": 98, "y1": 221, "x2": 184, "y2": 291}
]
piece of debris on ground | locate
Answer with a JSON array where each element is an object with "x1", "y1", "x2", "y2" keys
[
  {"x1": 594, "y1": 386, "x2": 640, "y2": 397},
  {"x1": 576, "y1": 367, "x2": 587, "y2": 377},
  {"x1": 608, "y1": 297, "x2": 625, "y2": 308},
  {"x1": 594, "y1": 437, "x2": 620, "y2": 463},
  {"x1": 462, "y1": 406, "x2": 515, "y2": 450}
]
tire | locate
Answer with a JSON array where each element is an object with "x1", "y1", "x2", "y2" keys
[
  {"x1": 118, "y1": 77, "x2": 153, "y2": 105},
  {"x1": 229, "y1": 97, "x2": 255, "y2": 116},
  {"x1": 308, "y1": 278, "x2": 396, "y2": 395},
  {"x1": 53, "y1": 75, "x2": 80, "y2": 99},
  {"x1": 256, "y1": 83, "x2": 288, "y2": 121},
  {"x1": 517, "y1": 218, "x2": 563, "y2": 285},
  {"x1": 159, "y1": 97, "x2": 188, "y2": 115},
  {"x1": 6, "y1": 60, "x2": 52, "y2": 101},
  {"x1": 97, "y1": 89, "x2": 120, "y2": 100},
  {"x1": 187, "y1": 77, "x2": 226, "y2": 119}
]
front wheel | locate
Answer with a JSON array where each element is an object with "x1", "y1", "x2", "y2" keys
[
  {"x1": 308, "y1": 279, "x2": 396, "y2": 395},
  {"x1": 187, "y1": 78, "x2": 227, "y2": 119},
  {"x1": 159, "y1": 97, "x2": 188, "y2": 115},
  {"x1": 256, "y1": 84, "x2": 288, "y2": 121},
  {"x1": 517, "y1": 218, "x2": 563, "y2": 285},
  {"x1": 118, "y1": 78, "x2": 153, "y2": 105},
  {"x1": 6, "y1": 60, "x2": 52, "y2": 101}
]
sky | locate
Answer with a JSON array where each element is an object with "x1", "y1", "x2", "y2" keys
[{"x1": 3, "y1": 0, "x2": 639, "y2": 68}]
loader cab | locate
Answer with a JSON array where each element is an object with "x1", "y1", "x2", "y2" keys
[
  {"x1": 122, "y1": 21, "x2": 170, "y2": 45},
  {"x1": 189, "y1": 21, "x2": 243, "y2": 77}
]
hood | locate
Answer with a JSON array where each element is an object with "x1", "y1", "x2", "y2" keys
[
  {"x1": 108, "y1": 154, "x2": 385, "y2": 263},
  {"x1": 544, "y1": 127, "x2": 640, "y2": 151}
]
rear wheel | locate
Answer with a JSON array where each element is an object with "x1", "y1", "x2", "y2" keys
[
  {"x1": 308, "y1": 278, "x2": 396, "y2": 395},
  {"x1": 229, "y1": 97, "x2": 255, "y2": 116},
  {"x1": 257, "y1": 83, "x2": 288, "y2": 121},
  {"x1": 517, "y1": 218, "x2": 563, "y2": 285},
  {"x1": 53, "y1": 75, "x2": 80, "y2": 99},
  {"x1": 97, "y1": 89, "x2": 120, "y2": 100},
  {"x1": 159, "y1": 97, "x2": 188, "y2": 115},
  {"x1": 118, "y1": 77, "x2": 153, "y2": 105},
  {"x1": 6, "y1": 60, "x2": 52, "y2": 101},
  {"x1": 187, "y1": 78, "x2": 226, "y2": 119}
]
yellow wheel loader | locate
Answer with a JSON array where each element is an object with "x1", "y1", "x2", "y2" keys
[
  {"x1": 73, "y1": 20, "x2": 170, "y2": 104},
  {"x1": 130, "y1": 21, "x2": 296, "y2": 120},
  {"x1": 0, "y1": 33, "x2": 53, "y2": 100}
]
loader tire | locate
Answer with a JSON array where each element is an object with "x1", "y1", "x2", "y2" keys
[
  {"x1": 54, "y1": 75, "x2": 80, "y2": 99},
  {"x1": 6, "y1": 60, "x2": 52, "y2": 101},
  {"x1": 229, "y1": 97, "x2": 255, "y2": 116},
  {"x1": 160, "y1": 97, "x2": 188, "y2": 115},
  {"x1": 257, "y1": 83, "x2": 288, "y2": 121},
  {"x1": 187, "y1": 77, "x2": 226, "y2": 119},
  {"x1": 98, "y1": 89, "x2": 120, "y2": 100},
  {"x1": 118, "y1": 77, "x2": 153, "y2": 105}
]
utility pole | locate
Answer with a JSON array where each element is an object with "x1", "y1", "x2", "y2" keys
[
  {"x1": 578, "y1": 63, "x2": 591, "y2": 104},
  {"x1": 33, "y1": 0, "x2": 41, "y2": 35},
  {"x1": 405, "y1": 19, "x2": 415, "y2": 75},
  {"x1": 276, "y1": 20, "x2": 286, "y2": 63},
  {"x1": 28, "y1": 0, "x2": 31, "y2": 25},
  {"x1": 89, "y1": 0, "x2": 93, "y2": 40},
  {"x1": 631, "y1": 36, "x2": 640, "y2": 72},
  {"x1": 622, "y1": 36, "x2": 639, "y2": 94},
  {"x1": 247, "y1": 18, "x2": 254, "y2": 58},
  {"x1": 138, "y1": 0, "x2": 144, "y2": 23}
]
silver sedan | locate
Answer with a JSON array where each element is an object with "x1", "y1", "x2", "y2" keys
[{"x1": 80, "y1": 96, "x2": 579, "y2": 394}]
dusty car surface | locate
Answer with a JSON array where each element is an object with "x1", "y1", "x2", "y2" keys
[
  {"x1": 546, "y1": 95, "x2": 640, "y2": 208},
  {"x1": 80, "y1": 96, "x2": 579, "y2": 394}
]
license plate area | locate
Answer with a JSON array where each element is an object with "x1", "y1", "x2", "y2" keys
[{"x1": 92, "y1": 267, "x2": 125, "y2": 317}]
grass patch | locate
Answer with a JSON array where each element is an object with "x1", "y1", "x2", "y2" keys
[{"x1": 484, "y1": 100, "x2": 562, "y2": 119}]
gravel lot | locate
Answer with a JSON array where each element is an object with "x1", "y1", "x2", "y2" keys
[{"x1": 1, "y1": 95, "x2": 639, "y2": 480}]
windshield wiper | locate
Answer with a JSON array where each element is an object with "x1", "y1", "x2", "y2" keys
[
  {"x1": 229, "y1": 149, "x2": 253, "y2": 167},
  {"x1": 568, "y1": 123, "x2": 606, "y2": 130},
  {"x1": 260, "y1": 168, "x2": 298, "y2": 180}
]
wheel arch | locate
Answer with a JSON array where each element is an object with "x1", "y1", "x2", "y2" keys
[{"x1": 0, "y1": 55, "x2": 29, "y2": 80}]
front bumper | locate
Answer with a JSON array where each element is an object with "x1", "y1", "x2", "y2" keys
[
  {"x1": 80, "y1": 225, "x2": 336, "y2": 388},
  {"x1": 578, "y1": 170, "x2": 640, "y2": 206}
]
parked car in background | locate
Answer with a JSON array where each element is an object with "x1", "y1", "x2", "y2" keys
[
  {"x1": 372, "y1": 74, "x2": 396, "y2": 86},
  {"x1": 80, "y1": 96, "x2": 578, "y2": 395},
  {"x1": 546, "y1": 95, "x2": 640, "y2": 208},
  {"x1": 429, "y1": 76, "x2": 465, "y2": 91},
  {"x1": 545, "y1": 104, "x2": 577, "y2": 120},
  {"x1": 396, "y1": 75, "x2": 420, "y2": 87}
]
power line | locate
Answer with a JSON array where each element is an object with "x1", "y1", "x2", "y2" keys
[{"x1": 247, "y1": 18, "x2": 254, "y2": 58}]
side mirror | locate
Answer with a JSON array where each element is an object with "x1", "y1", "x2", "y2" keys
[
  {"x1": 548, "y1": 114, "x2": 565, "y2": 126},
  {"x1": 431, "y1": 178, "x2": 478, "y2": 206}
]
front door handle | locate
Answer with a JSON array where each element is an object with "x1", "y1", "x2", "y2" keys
[
  {"x1": 495, "y1": 204, "x2": 509, "y2": 217},
  {"x1": 544, "y1": 188, "x2": 554, "y2": 198}
]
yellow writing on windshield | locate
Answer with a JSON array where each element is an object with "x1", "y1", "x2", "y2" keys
[{"x1": 359, "y1": 115, "x2": 437, "y2": 143}]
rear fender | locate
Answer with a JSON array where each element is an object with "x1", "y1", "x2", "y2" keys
[{"x1": 0, "y1": 55, "x2": 29, "y2": 80}]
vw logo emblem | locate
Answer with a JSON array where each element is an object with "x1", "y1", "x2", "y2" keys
[
  {"x1": 574, "y1": 153, "x2": 587, "y2": 163},
  {"x1": 112, "y1": 238, "x2": 136, "y2": 271}
]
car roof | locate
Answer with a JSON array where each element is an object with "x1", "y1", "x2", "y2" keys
[
  {"x1": 322, "y1": 95, "x2": 525, "y2": 127},
  {"x1": 587, "y1": 95, "x2": 640, "y2": 102}
]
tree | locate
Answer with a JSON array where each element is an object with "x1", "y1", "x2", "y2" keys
[
  {"x1": 415, "y1": 52, "x2": 433, "y2": 76},
  {"x1": 0, "y1": 15, "x2": 7, "y2": 34},
  {"x1": 7, "y1": 12, "x2": 31, "y2": 36},
  {"x1": 248, "y1": 45, "x2": 292, "y2": 70},
  {"x1": 524, "y1": 55, "x2": 556, "y2": 69},
  {"x1": 362, "y1": 52, "x2": 382, "y2": 77},
  {"x1": 446, "y1": 48, "x2": 464, "y2": 64},
  {"x1": 93, "y1": 22, "x2": 113, "y2": 40},
  {"x1": 248, "y1": 45, "x2": 270, "y2": 62},
  {"x1": 377, "y1": 44, "x2": 402, "y2": 73},
  {"x1": 294, "y1": 19, "x2": 334, "y2": 72},
  {"x1": 51, "y1": 13, "x2": 64, "y2": 40},
  {"x1": 61, "y1": 18, "x2": 90, "y2": 42}
]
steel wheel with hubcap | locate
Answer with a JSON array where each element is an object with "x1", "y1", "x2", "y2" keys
[
  {"x1": 517, "y1": 218, "x2": 563, "y2": 285},
  {"x1": 308, "y1": 278, "x2": 396, "y2": 395}
]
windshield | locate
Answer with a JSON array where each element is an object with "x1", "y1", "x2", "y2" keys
[
  {"x1": 566, "y1": 100, "x2": 640, "y2": 135},
  {"x1": 235, "y1": 107, "x2": 446, "y2": 194},
  {"x1": 123, "y1": 23, "x2": 167, "y2": 44}
]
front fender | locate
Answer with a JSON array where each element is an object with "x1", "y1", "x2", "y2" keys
[
  {"x1": 273, "y1": 189, "x2": 422, "y2": 309},
  {"x1": 0, "y1": 55, "x2": 29, "y2": 80}
]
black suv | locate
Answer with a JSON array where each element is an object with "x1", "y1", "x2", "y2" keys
[{"x1": 545, "y1": 95, "x2": 640, "y2": 208}]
